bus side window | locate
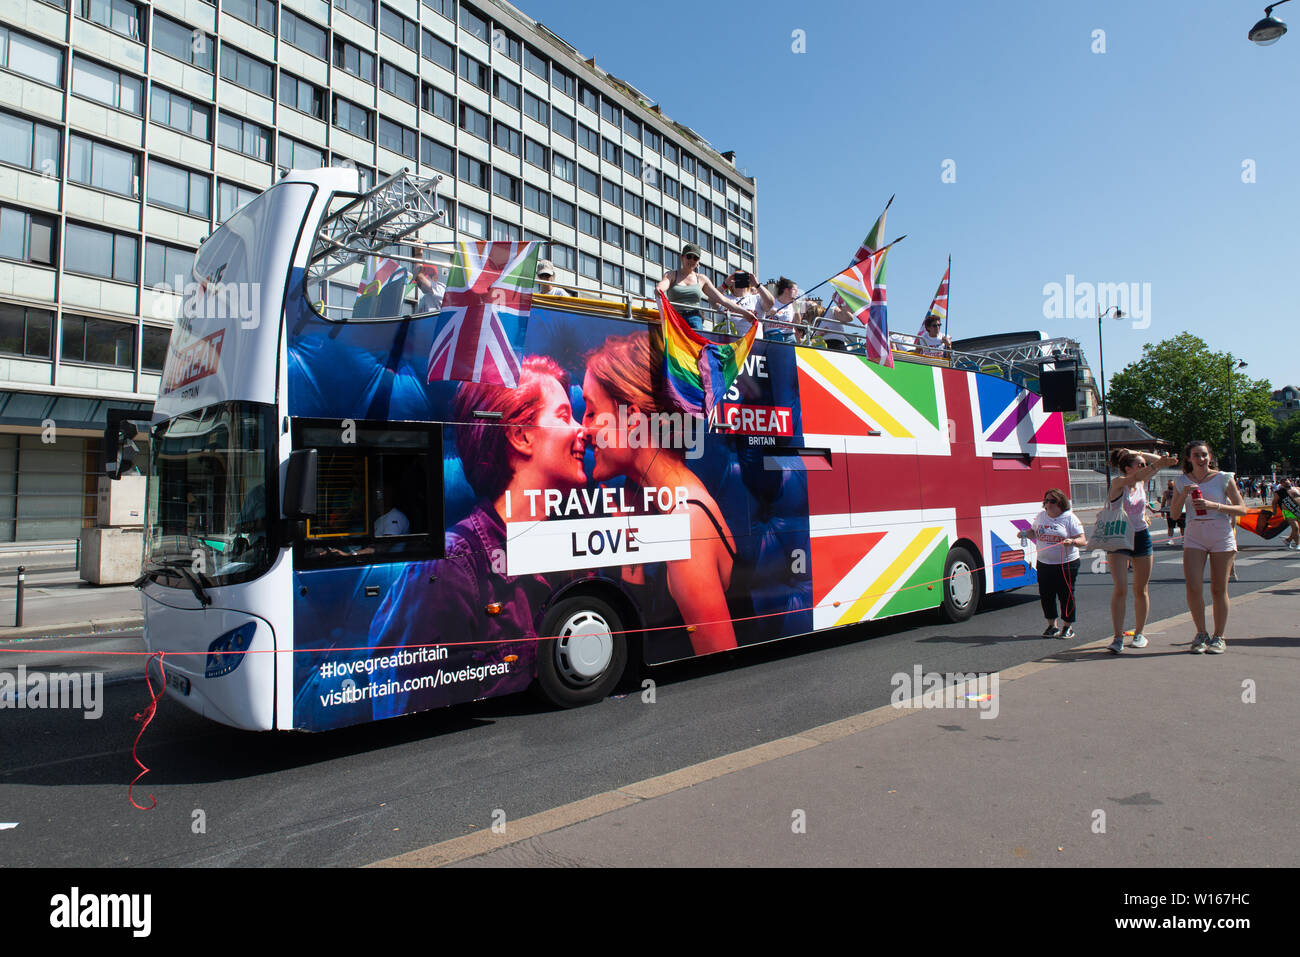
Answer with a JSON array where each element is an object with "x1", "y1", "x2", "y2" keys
[{"x1": 294, "y1": 419, "x2": 444, "y2": 566}]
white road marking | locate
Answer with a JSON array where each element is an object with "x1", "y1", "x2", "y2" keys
[{"x1": 0, "y1": 823, "x2": 17, "y2": 830}]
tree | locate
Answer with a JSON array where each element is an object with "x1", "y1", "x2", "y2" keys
[{"x1": 1106, "y1": 333, "x2": 1274, "y2": 469}]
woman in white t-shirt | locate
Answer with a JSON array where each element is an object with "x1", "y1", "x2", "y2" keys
[
  {"x1": 1170, "y1": 439, "x2": 1248, "y2": 654},
  {"x1": 1024, "y1": 488, "x2": 1087, "y2": 639}
]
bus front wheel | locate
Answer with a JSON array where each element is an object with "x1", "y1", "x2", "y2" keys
[
  {"x1": 534, "y1": 595, "x2": 628, "y2": 708},
  {"x1": 940, "y1": 546, "x2": 981, "y2": 622}
]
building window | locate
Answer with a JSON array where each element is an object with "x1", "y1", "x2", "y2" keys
[
  {"x1": 458, "y1": 4, "x2": 487, "y2": 41},
  {"x1": 281, "y1": 73, "x2": 325, "y2": 120},
  {"x1": 602, "y1": 262, "x2": 622, "y2": 287},
  {"x1": 622, "y1": 113, "x2": 640, "y2": 139},
  {"x1": 578, "y1": 124, "x2": 598, "y2": 155},
  {"x1": 77, "y1": 0, "x2": 146, "y2": 42},
  {"x1": 602, "y1": 221, "x2": 622, "y2": 247},
  {"x1": 579, "y1": 252, "x2": 598, "y2": 280},
  {"x1": 662, "y1": 141, "x2": 678, "y2": 165},
  {"x1": 680, "y1": 152, "x2": 696, "y2": 176},
  {"x1": 420, "y1": 136, "x2": 453, "y2": 175},
  {"x1": 523, "y1": 91, "x2": 548, "y2": 125},
  {"x1": 644, "y1": 202, "x2": 660, "y2": 227},
  {"x1": 218, "y1": 181, "x2": 259, "y2": 222},
  {"x1": 553, "y1": 153, "x2": 575, "y2": 183},
  {"x1": 626, "y1": 272, "x2": 644, "y2": 296},
  {"x1": 622, "y1": 152, "x2": 642, "y2": 178},
  {"x1": 281, "y1": 9, "x2": 327, "y2": 60},
  {"x1": 378, "y1": 118, "x2": 417, "y2": 160},
  {"x1": 493, "y1": 28, "x2": 520, "y2": 62},
  {"x1": 665, "y1": 212, "x2": 679, "y2": 236},
  {"x1": 422, "y1": 30, "x2": 454, "y2": 71},
  {"x1": 0, "y1": 303, "x2": 54, "y2": 359},
  {"x1": 552, "y1": 66, "x2": 575, "y2": 97},
  {"x1": 622, "y1": 192, "x2": 642, "y2": 217},
  {"x1": 492, "y1": 121, "x2": 520, "y2": 156},
  {"x1": 458, "y1": 154, "x2": 487, "y2": 189},
  {"x1": 602, "y1": 179, "x2": 621, "y2": 206},
  {"x1": 143, "y1": 239, "x2": 195, "y2": 289},
  {"x1": 578, "y1": 166, "x2": 598, "y2": 196},
  {"x1": 223, "y1": 0, "x2": 274, "y2": 33},
  {"x1": 218, "y1": 114, "x2": 270, "y2": 161},
  {"x1": 523, "y1": 45, "x2": 547, "y2": 80},
  {"x1": 334, "y1": 0, "x2": 376, "y2": 27},
  {"x1": 0, "y1": 207, "x2": 57, "y2": 266},
  {"x1": 662, "y1": 175, "x2": 678, "y2": 199},
  {"x1": 147, "y1": 158, "x2": 210, "y2": 218},
  {"x1": 681, "y1": 186, "x2": 696, "y2": 211},
  {"x1": 578, "y1": 83, "x2": 598, "y2": 114},
  {"x1": 600, "y1": 99, "x2": 620, "y2": 127},
  {"x1": 642, "y1": 126, "x2": 661, "y2": 153},
  {"x1": 421, "y1": 82, "x2": 454, "y2": 121},
  {"x1": 71, "y1": 56, "x2": 143, "y2": 114},
  {"x1": 578, "y1": 209, "x2": 598, "y2": 237},
  {"x1": 458, "y1": 205, "x2": 487, "y2": 239},
  {"x1": 493, "y1": 73, "x2": 520, "y2": 109},
  {"x1": 552, "y1": 197, "x2": 574, "y2": 227},
  {"x1": 0, "y1": 27, "x2": 64, "y2": 88},
  {"x1": 421, "y1": 0, "x2": 454, "y2": 22},
  {"x1": 551, "y1": 110, "x2": 575, "y2": 141},
  {"x1": 150, "y1": 86, "x2": 212, "y2": 139},
  {"x1": 458, "y1": 51, "x2": 488, "y2": 90},
  {"x1": 523, "y1": 183, "x2": 548, "y2": 216},
  {"x1": 380, "y1": 62, "x2": 418, "y2": 105},
  {"x1": 645, "y1": 240, "x2": 661, "y2": 266},
  {"x1": 333, "y1": 38, "x2": 376, "y2": 83},
  {"x1": 68, "y1": 134, "x2": 139, "y2": 197},
  {"x1": 0, "y1": 112, "x2": 61, "y2": 176},
  {"x1": 141, "y1": 325, "x2": 170, "y2": 372},
  {"x1": 331, "y1": 157, "x2": 374, "y2": 190},
  {"x1": 601, "y1": 137, "x2": 621, "y2": 165},
  {"x1": 152, "y1": 15, "x2": 213, "y2": 71},
  {"x1": 458, "y1": 103, "x2": 489, "y2": 140},
  {"x1": 333, "y1": 96, "x2": 374, "y2": 138},
  {"x1": 524, "y1": 137, "x2": 549, "y2": 171},
  {"x1": 492, "y1": 169, "x2": 519, "y2": 203},
  {"x1": 550, "y1": 243, "x2": 575, "y2": 272},
  {"x1": 278, "y1": 135, "x2": 324, "y2": 170},
  {"x1": 491, "y1": 218, "x2": 519, "y2": 241},
  {"x1": 61, "y1": 314, "x2": 136, "y2": 367},
  {"x1": 64, "y1": 223, "x2": 138, "y2": 283},
  {"x1": 380, "y1": 6, "x2": 419, "y2": 51},
  {"x1": 220, "y1": 46, "x2": 274, "y2": 98}
]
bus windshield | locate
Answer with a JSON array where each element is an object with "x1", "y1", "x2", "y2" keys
[{"x1": 145, "y1": 402, "x2": 274, "y2": 588}]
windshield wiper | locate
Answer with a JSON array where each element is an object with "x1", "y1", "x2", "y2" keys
[{"x1": 136, "y1": 558, "x2": 213, "y2": 607}]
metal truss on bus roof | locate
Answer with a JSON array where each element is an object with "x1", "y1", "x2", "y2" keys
[{"x1": 307, "y1": 169, "x2": 450, "y2": 286}]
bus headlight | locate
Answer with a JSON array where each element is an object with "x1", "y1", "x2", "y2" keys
[{"x1": 206, "y1": 622, "x2": 257, "y2": 678}]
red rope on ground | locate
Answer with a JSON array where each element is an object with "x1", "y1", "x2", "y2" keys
[{"x1": 127, "y1": 651, "x2": 167, "y2": 811}]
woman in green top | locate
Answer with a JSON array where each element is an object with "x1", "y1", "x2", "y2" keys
[{"x1": 656, "y1": 243, "x2": 757, "y2": 332}]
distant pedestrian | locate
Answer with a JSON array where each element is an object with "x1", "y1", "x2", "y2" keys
[
  {"x1": 1170, "y1": 439, "x2": 1248, "y2": 654},
  {"x1": 1025, "y1": 489, "x2": 1086, "y2": 638},
  {"x1": 1158, "y1": 479, "x2": 1184, "y2": 543},
  {"x1": 1105, "y1": 448, "x2": 1180, "y2": 654}
]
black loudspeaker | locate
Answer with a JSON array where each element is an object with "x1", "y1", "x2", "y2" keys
[{"x1": 1040, "y1": 370, "x2": 1077, "y2": 413}]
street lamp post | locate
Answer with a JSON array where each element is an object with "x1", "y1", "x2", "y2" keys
[
  {"x1": 1249, "y1": 0, "x2": 1292, "y2": 43},
  {"x1": 1227, "y1": 357, "x2": 1248, "y2": 473},
  {"x1": 1097, "y1": 305, "x2": 1124, "y2": 482}
]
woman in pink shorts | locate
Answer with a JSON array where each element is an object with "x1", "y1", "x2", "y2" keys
[{"x1": 1170, "y1": 440, "x2": 1248, "y2": 654}]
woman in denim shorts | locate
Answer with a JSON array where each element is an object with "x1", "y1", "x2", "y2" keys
[{"x1": 1106, "y1": 448, "x2": 1179, "y2": 654}]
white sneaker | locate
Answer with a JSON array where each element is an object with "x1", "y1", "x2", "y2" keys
[
  {"x1": 1190, "y1": 633, "x2": 1209, "y2": 654},
  {"x1": 1207, "y1": 637, "x2": 1227, "y2": 654},
  {"x1": 1130, "y1": 633, "x2": 1148, "y2": 649}
]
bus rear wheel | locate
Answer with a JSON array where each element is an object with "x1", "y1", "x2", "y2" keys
[
  {"x1": 534, "y1": 595, "x2": 628, "y2": 708},
  {"x1": 940, "y1": 546, "x2": 981, "y2": 622}
]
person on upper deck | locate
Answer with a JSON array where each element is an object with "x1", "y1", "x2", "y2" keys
[
  {"x1": 763, "y1": 277, "x2": 802, "y2": 344},
  {"x1": 535, "y1": 258, "x2": 571, "y2": 297},
  {"x1": 657, "y1": 243, "x2": 756, "y2": 332},
  {"x1": 720, "y1": 269, "x2": 774, "y2": 338},
  {"x1": 915, "y1": 314, "x2": 952, "y2": 357}
]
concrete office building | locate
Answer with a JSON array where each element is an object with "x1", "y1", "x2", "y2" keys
[{"x1": 0, "y1": 0, "x2": 760, "y2": 543}]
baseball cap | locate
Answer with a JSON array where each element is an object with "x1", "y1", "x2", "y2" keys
[
  {"x1": 681, "y1": 243, "x2": 703, "y2": 259},
  {"x1": 536, "y1": 259, "x2": 556, "y2": 278}
]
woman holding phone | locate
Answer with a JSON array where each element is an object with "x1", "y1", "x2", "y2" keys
[{"x1": 1105, "y1": 447, "x2": 1179, "y2": 654}]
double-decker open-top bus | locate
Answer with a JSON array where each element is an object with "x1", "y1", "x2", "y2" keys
[{"x1": 137, "y1": 168, "x2": 1068, "y2": 731}]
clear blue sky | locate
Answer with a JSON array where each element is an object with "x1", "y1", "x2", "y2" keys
[{"x1": 519, "y1": 0, "x2": 1299, "y2": 393}]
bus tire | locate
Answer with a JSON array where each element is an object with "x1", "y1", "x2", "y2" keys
[
  {"x1": 940, "y1": 546, "x2": 981, "y2": 623},
  {"x1": 534, "y1": 595, "x2": 628, "y2": 708}
]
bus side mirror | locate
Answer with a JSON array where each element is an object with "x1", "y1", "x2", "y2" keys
[{"x1": 283, "y1": 449, "x2": 318, "y2": 519}]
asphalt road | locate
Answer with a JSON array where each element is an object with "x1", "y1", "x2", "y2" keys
[{"x1": 1, "y1": 531, "x2": 1296, "y2": 867}]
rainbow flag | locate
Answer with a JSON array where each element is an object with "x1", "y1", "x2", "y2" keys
[
  {"x1": 659, "y1": 292, "x2": 758, "y2": 418},
  {"x1": 828, "y1": 247, "x2": 893, "y2": 368}
]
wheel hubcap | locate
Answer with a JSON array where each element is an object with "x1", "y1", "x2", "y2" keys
[
  {"x1": 555, "y1": 610, "x2": 614, "y2": 684},
  {"x1": 949, "y1": 562, "x2": 974, "y2": 608}
]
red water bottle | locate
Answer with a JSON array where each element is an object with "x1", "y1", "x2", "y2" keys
[{"x1": 1191, "y1": 486, "x2": 1207, "y2": 517}]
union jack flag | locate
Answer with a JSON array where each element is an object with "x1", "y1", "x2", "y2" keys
[
  {"x1": 426, "y1": 241, "x2": 539, "y2": 387},
  {"x1": 924, "y1": 256, "x2": 950, "y2": 329},
  {"x1": 827, "y1": 248, "x2": 893, "y2": 368}
]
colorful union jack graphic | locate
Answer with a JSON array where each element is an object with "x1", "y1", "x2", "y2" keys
[{"x1": 426, "y1": 241, "x2": 539, "y2": 387}]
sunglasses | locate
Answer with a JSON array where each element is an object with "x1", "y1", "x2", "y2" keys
[{"x1": 683, "y1": 254, "x2": 699, "y2": 261}]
